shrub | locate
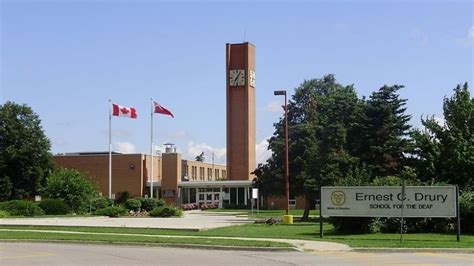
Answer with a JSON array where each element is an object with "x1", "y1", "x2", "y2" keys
[
  {"x1": 124, "y1": 198, "x2": 142, "y2": 211},
  {"x1": 42, "y1": 168, "x2": 97, "y2": 213},
  {"x1": 460, "y1": 191, "x2": 474, "y2": 234},
  {"x1": 115, "y1": 191, "x2": 130, "y2": 205},
  {"x1": 329, "y1": 217, "x2": 373, "y2": 234},
  {"x1": 94, "y1": 206, "x2": 127, "y2": 218},
  {"x1": 38, "y1": 199, "x2": 70, "y2": 215},
  {"x1": 139, "y1": 198, "x2": 164, "y2": 211},
  {"x1": 90, "y1": 197, "x2": 113, "y2": 212},
  {"x1": 0, "y1": 210, "x2": 9, "y2": 218},
  {"x1": 0, "y1": 200, "x2": 44, "y2": 216},
  {"x1": 149, "y1": 205, "x2": 182, "y2": 217}
]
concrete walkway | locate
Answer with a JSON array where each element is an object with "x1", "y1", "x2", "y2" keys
[{"x1": 0, "y1": 210, "x2": 251, "y2": 230}]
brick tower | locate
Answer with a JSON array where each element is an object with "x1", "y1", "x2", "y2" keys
[{"x1": 226, "y1": 42, "x2": 256, "y2": 181}]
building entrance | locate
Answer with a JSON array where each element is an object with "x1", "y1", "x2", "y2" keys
[{"x1": 197, "y1": 188, "x2": 222, "y2": 207}]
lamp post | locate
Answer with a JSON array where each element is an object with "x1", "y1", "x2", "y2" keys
[{"x1": 274, "y1": 90, "x2": 289, "y2": 216}]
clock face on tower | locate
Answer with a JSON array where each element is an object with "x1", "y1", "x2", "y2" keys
[
  {"x1": 249, "y1": 70, "x2": 256, "y2": 88},
  {"x1": 229, "y1": 69, "x2": 245, "y2": 86}
]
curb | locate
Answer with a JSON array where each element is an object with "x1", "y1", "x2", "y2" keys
[
  {"x1": 354, "y1": 248, "x2": 474, "y2": 254},
  {"x1": 0, "y1": 239, "x2": 299, "y2": 252}
]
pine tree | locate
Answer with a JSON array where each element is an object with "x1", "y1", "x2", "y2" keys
[{"x1": 361, "y1": 85, "x2": 412, "y2": 178}]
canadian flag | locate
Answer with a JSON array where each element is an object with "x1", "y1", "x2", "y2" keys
[
  {"x1": 154, "y1": 101, "x2": 174, "y2": 118},
  {"x1": 112, "y1": 103, "x2": 137, "y2": 119}
]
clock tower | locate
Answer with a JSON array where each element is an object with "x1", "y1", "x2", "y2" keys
[{"x1": 226, "y1": 42, "x2": 256, "y2": 181}]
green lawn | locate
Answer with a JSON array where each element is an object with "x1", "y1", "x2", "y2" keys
[
  {"x1": 1, "y1": 222, "x2": 472, "y2": 249},
  {"x1": 0, "y1": 230, "x2": 291, "y2": 248},
  {"x1": 205, "y1": 208, "x2": 320, "y2": 218}
]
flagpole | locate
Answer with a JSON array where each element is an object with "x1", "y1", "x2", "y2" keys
[
  {"x1": 150, "y1": 97, "x2": 154, "y2": 198},
  {"x1": 108, "y1": 99, "x2": 112, "y2": 199}
]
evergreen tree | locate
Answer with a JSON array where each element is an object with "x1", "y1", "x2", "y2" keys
[{"x1": 360, "y1": 85, "x2": 412, "y2": 178}]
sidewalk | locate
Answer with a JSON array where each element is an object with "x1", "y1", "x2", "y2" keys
[{"x1": 0, "y1": 210, "x2": 251, "y2": 230}]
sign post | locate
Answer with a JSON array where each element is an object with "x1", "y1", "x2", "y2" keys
[
  {"x1": 252, "y1": 188, "x2": 258, "y2": 217},
  {"x1": 456, "y1": 185, "x2": 461, "y2": 242},
  {"x1": 400, "y1": 183, "x2": 405, "y2": 244}
]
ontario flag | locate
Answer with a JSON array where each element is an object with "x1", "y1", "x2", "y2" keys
[
  {"x1": 112, "y1": 103, "x2": 137, "y2": 119},
  {"x1": 154, "y1": 101, "x2": 174, "y2": 118}
]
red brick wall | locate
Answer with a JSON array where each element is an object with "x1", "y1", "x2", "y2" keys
[{"x1": 54, "y1": 154, "x2": 144, "y2": 198}]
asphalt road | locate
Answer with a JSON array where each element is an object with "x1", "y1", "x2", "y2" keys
[{"x1": 1, "y1": 242, "x2": 473, "y2": 266}]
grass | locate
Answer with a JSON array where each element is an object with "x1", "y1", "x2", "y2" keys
[
  {"x1": 0, "y1": 230, "x2": 291, "y2": 248},
  {"x1": 205, "y1": 208, "x2": 320, "y2": 218},
  {"x1": 1, "y1": 223, "x2": 472, "y2": 249}
]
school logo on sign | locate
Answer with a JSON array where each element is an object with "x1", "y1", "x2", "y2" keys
[{"x1": 331, "y1": 191, "x2": 346, "y2": 206}]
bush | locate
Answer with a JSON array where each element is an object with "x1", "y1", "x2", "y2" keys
[
  {"x1": 329, "y1": 217, "x2": 373, "y2": 234},
  {"x1": 94, "y1": 206, "x2": 127, "y2": 218},
  {"x1": 42, "y1": 168, "x2": 97, "y2": 213},
  {"x1": 124, "y1": 198, "x2": 142, "y2": 211},
  {"x1": 375, "y1": 218, "x2": 450, "y2": 233},
  {"x1": 149, "y1": 205, "x2": 182, "y2": 217},
  {"x1": 460, "y1": 191, "x2": 474, "y2": 234},
  {"x1": 90, "y1": 197, "x2": 113, "y2": 212},
  {"x1": 0, "y1": 210, "x2": 10, "y2": 218},
  {"x1": 0, "y1": 200, "x2": 44, "y2": 216},
  {"x1": 139, "y1": 198, "x2": 164, "y2": 211},
  {"x1": 38, "y1": 199, "x2": 70, "y2": 215},
  {"x1": 115, "y1": 191, "x2": 130, "y2": 205}
]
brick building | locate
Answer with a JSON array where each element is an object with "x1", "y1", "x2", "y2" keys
[{"x1": 54, "y1": 42, "x2": 305, "y2": 209}]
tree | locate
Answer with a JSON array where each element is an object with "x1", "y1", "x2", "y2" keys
[
  {"x1": 42, "y1": 168, "x2": 98, "y2": 213},
  {"x1": 360, "y1": 85, "x2": 412, "y2": 178},
  {"x1": 0, "y1": 101, "x2": 53, "y2": 199},
  {"x1": 255, "y1": 75, "x2": 365, "y2": 219},
  {"x1": 195, "y1": 152, "x2": 205, "y2": 162},
  {"x1": 412, "y1": 83, "x2": 473, "y2": 191}
]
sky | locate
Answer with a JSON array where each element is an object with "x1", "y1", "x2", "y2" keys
[{"x1": 1, "y1": 0, "x2": 473, "y2": 166}]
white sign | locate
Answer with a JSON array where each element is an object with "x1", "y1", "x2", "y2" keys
[
  {"x1": 252, "y1": 188, "x2": 258, "y2": 199},
  {"x1": 321, "y1": 186, "x2": 456, "y2": 218}
]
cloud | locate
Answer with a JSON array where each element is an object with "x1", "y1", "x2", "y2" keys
[
  {"x1": 456, "y1": 25, "x2": 474, "y2": 47},
  {"x1": 185, "y1": 141, "x2": 226, "y2": 164},
  {"x1": 113, "y1": 142, "x2": 136, "y2": 153},
  {"x1": 264, "y1": 101, "x2": 283, "y2": 113},
  {"x1": 182, "y1": 138, "x2": 272, "y2": 166},
  {"x1": 174, "y1": 130, "x2": 187, "y2": 138},
  {"x1": 256, "y1": 137, "x2": 272, "y2": 165},
  {"x1": 434, "y1": 116, "x2": 446, "y2": 127}
]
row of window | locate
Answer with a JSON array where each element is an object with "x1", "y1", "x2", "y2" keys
[{"x1": 185, "y1": 165, "x2": 227, "y2": 181}]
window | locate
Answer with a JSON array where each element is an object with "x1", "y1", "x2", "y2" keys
[
  {"x1": 208, "y1": 168, "x2": 212, "y2": 180},
  {"x1": 215, "y1": 169, "x2": 219, "y2": 179},
  {"x1": 192, "y1": 166, "x2": 197, "y2": 180},
  {"x1": 222, "y1": 170, "x2": 227, "y2": 179},
  {"x1": 200, "y1": 167, "x2": 204, "y2": 180}
]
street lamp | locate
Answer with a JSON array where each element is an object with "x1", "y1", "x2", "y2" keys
[{"x1": 274, "y1": 90, "x2": 290, "y2": 216}]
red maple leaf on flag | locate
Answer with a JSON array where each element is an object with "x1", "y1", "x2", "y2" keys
[{"x1": 120, "y1": 107, "x2": 129, "y2": 114}]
